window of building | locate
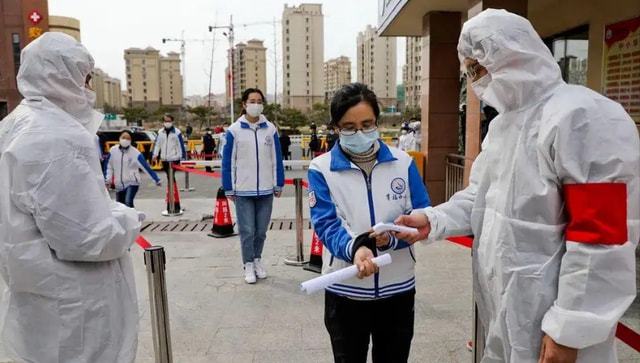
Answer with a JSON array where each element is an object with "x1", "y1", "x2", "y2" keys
[
  {"x1": 306, "y1": 17, "x2": 309, "y2": 23},
  {"x1": 11, "y1": 33, "x2": 20, "y2": 77},
  {"x1": 544, "y1": 25, "x2": 589, "y2": 86},
  {"x1": 306, "y1": 27, "x2": 309, "y2": 32}
]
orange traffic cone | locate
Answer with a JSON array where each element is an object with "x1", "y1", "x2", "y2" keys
[
  {"x1": 303, "y1": 232, "x2": 323, "y2": 273},
  {"x1": 208, "y1": 187, "x2": 236, "y2": 238}
]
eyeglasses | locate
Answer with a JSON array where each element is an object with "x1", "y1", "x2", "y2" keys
[
  {"x1": 464, "y1": 62, "x2": 483, "y2": 80},
  {"x1": 339, "y1": 125, "x2": 378, "y2": 136}
]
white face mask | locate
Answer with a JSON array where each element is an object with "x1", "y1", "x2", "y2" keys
[
  {"x1": 471, "y1": 73, "x2": 492, "y2": 100},
  {"x1": 163, "y1": 122, "x2": 173, "y2": 129},
  {"x1": 246, "y1": 103, "x2": 263, "y2": 118},
  {"x1": 119, "y1": 138, "x2": 131, "y2": 148}
]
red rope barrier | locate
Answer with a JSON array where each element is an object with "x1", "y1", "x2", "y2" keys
[
  {"x1": 135, "y1": 235, "x2": 152, "y2": 249},
  {"x1": 446, "y1": 235, "x2": 640, "y2": 352}
]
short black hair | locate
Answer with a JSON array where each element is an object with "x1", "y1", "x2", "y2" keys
[
  {"x1": 164, "y1": 114, "x2": 174, "y2": 122},
  {"x1": 120, "y1": 130, "x2": 133, "y2": 138},
  {"x1": 330, "y1": 83, "x2": 380, "y2": 126}
]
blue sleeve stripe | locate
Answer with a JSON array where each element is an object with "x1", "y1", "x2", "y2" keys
[
  {"x1": 102, "y1": 153, "x2": 111, "y2": 178},
  {"x1": 222, "y1": 132, "x2": 235, "y2": 192},
  {"x1": 308, "y1": 169, "x2": 353, "y2": 262},
  {"x1": 177, "y1": 132, "x2": 187, "y2": 160},
  {"x1": 408, "y1": 160, "x2": 430, "y2": 209},
  {"x1": 273, "y1": 131, "x2": 285, "y2": 187},
  {"x1": 138, "y1": 153, "x2": 160, "y2": 183}
]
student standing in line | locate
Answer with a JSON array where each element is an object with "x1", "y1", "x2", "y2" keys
[
  {"x1": 152, "y1": 114, "x2": 187, "y2": 211},
  {"x1": 308, "y1": 83, "x2": 431, "y2": 362},
  {"x1": 105, "y1": 130, "x2": 162, "y2": 208},
  {"x1": 222, "y1": 88, "x2": 285, "y2": 284}
]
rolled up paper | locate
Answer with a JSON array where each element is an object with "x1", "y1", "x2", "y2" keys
[
  {"x1": 372, "y1": 222, "x2": 418, "y2": 235},
  {"x1": 300, "y1": 254, "x2": 393, "y2": 295}
]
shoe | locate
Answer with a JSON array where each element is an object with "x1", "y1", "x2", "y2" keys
[
  {"x1": 254, "y1": 258, "x2": 267, "y2": 279},
  {"x1": 244, "y1": 262, "x2": 256, "y2": 284}
]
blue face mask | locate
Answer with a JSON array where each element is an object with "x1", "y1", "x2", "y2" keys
[{"x1": 340, "y1": 130, "x2": 379, "y2": 154}]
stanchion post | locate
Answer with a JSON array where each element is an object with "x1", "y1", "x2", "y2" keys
[
  {"x1": 284, "y1": 178, "x2": 308, "y2": 266},
  {"x1": 162, "y1": 163, "x2": 183, "y2": 216},
  {"x1": 144, "y1": 246, "x2": 173, "y2": 363},
  {"x1": 181, "y1": 167, "x2": 195, "y2": 192}
]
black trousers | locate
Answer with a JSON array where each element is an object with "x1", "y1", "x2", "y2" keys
[{"x1": 324, "y1": 289, "x2": 415, "y2": 363}]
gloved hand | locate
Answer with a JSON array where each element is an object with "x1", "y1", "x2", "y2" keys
[{"x1": 137, "y1": 211, "x2": 146, "y2": 222}]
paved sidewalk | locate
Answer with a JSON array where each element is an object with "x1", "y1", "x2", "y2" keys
[{"x1": 0, "y1": 196, "x2": 636, "y2": 362}]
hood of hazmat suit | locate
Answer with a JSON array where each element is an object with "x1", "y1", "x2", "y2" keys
[
  {"x1": 420, "y1": 9, "x2": 640, "y2": 363},
  {"x1": 0, "y1": 32, "x2": 141, "y2": 363}
]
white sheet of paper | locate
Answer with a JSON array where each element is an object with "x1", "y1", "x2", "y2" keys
[
  {"x1": 300, "y1": 254, "x2": 393, "y2": 295},
  {"x1": 372, "y1": 222, "x2": 418, "y2": 235}
]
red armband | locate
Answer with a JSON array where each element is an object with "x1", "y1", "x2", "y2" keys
[{"x1": 563, "y1": 183, "x2": 627, "y2": 245}]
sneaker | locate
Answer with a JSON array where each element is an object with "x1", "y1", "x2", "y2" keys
[
  {"x1": 254, "y1": 258, "x2": 267, "y2": 279},
  {"x1": 244, "y1": 262, "x2": 256, "y2": 284}
]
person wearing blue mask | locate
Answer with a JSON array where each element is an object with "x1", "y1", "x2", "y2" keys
[{"x1": 308, "y1": 82, "x2": 431, "y2": 362}]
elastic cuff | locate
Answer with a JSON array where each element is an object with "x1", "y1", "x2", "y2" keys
[
  {"x1": 377, "y1": 233, "x2": 396, "y2": 252},
  {"x1": 350, "y1": 232, "x2": 377, "y2": 263},
  {"x1": 224, "y1": 190, "x2": 235, "y2": 196},
  {"x1": 418, "y1": 207, "x2": 441, "y2": 241},
  {"x1": 274, "y1": 186, "x2": 283, "y2": 192},
  {"x1": 541, "y1": 303, "x2": 617, "y2": 349}
]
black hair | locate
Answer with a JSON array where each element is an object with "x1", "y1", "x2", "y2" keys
[
  {"x1": 330, "y1": 83, "x2": 380, "y2": 126},
  {"x1": 241, "y1": 88, "x2": 266, "y2": 115},
  {"x1": 120, "y1": 130, "x2": 133, "y2": 138},
  {"x1": 163, "y1": 114, "x2": 174, "y2": 122}
]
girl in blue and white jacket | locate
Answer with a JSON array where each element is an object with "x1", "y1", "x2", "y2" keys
[
  {"x1": 308, "y1": 83, "x2": 430, "y2": 362},
  {"x1": 222, "y1": 88, "x2": 285, "y2": 284},
  {"x1": 105, "y1": 131, "x2": 161, "y2": 208}
]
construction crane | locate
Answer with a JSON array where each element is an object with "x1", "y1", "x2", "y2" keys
[{"x1": 209, "y1": 16, "x2": 282, "y2": 123}]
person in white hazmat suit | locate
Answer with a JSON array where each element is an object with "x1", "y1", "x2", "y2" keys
[
  {"x1": 390, "y1": 9, "x2": 640, "y2": 363},
  {"x1": 0, "y1": 32, "x2": 142, "y2": 362}
]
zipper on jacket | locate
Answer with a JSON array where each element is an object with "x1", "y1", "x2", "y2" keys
[
  {"x1": 253, "y1": 129, "x2": 260, "y2": 195},
  {"x1": 120, "y1": 149, "x2": 126, "y2": 190},
  {"x1": 359, "y1": 167, "x2": 380, "y2": 298}
]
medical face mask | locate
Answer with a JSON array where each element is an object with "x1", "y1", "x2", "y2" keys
[
  {"x1": 119, "y1": 139, "x2": 131, "y2": 148},
  {"x1": 164, "y1": 122, "x2": 173, "y2": 129},
  {"x1": 340, "y1": 130, "x2": 379, "y2": 154},
  {"x1": 246, "y1": 103, "x2": 263, "y2": 118},
  {"x1": 471, "y1": 73, "x2": 492, "y2": 100}
]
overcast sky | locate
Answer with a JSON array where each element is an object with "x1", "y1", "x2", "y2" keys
[{"x1": 48, "y1": 0, "x2": 406, "y2": 97}]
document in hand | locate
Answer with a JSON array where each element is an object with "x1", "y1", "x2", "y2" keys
[{"x1": 300, "y1": 254, "x2": 393, "y2": 295}]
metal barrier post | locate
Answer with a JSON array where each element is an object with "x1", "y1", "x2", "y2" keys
[
  {"x1": 472, "y1": 247, "x2": 485, "y2": 363},
  {"x1": 180, "y1": 168, "x2": 195, "y2": 192},
  {"x1": 162, "y1": 164, "x2": 183, "y2": 216},
  {"x1": 144, "y1": 246, "x2": 173, "y2": 363},
  {"x1": 284, "y1": 178, "x2": 308, "y2": 266}
]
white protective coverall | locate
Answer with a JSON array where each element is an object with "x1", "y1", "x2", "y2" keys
[
  {"x1": 420, "y1": 9, "x2": 640, "y2": 362},
  {"x1": 0, "y1": 33, "x2": 141, "y2": 362}
]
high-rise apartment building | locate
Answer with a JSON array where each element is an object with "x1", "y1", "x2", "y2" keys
[
  {"x1": 159, "y1": 52, "x2": 183, "y2": 107},
  {"x1": 227, "y1": 39, "x2": 267, "y2": 102},
  {"x1": 124, "y1": 47, "x2": 182, "y2": 111},
  {"x1": 404, "y1": 36, "x2": 422, "y2": 109},
  {"x1": 323, "y1": 56, "x2": 351, "y2": 102},
  {"x1": 282, "y1": 3, "x2": 324, "y2": 111},
  {"x1": 356, "y1": 25, "x2": 397, "y2": 108}
]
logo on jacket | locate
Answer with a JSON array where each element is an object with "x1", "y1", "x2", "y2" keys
[
  {"x1": 391, "y1": 178, "x2": 406, "y2": 195},
  {"x1": 264, "y1": 136, "x2": 273, "y2": 146},
  {"x1": 309, "y1": 191, "x2": 317, "y2": 208}
]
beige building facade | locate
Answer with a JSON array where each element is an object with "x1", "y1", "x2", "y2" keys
[
  {"x1": 124, "y1": 47, "x2": 182, "y2": 111},
  {"x1": 404, "y1": 36, "x2": 422, "y2": 109},
  {"x1": 282, "y1": 3, "x2": 324, "y2": 111},
  {"x1": 357, "y1": 25, "x2": 397, "y2": 109},
  {"x1": 228, "y1": 39, "x2": 267, "y2": 102},
  {"x1": 159, "y1": 52, "x2": 183, "y2": 107},
  {"x1": 48, "y1": 15, "x2": 80, "y2": 42},
  {"x1": 323, "y1": 56, "x2": 352, "y2": 102}
]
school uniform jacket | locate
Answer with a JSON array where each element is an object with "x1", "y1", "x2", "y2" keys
[{"x1": 308, "y1": 141, "x2": 430, "y2": 299}]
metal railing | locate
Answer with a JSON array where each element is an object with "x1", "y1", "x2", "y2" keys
[{"x1": 445, "y1": 154, "x2": 465, "y2": 200}]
